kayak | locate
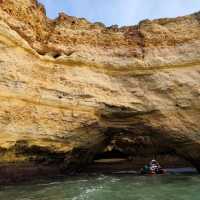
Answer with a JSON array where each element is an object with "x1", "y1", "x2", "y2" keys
[{"x1": 140, "y1": 168, "x2": 166, "y2": 175}]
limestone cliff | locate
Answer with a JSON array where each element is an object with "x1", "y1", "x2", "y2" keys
[{"x1": 0, "y1": 0, "x2": 200, "y2": 180}]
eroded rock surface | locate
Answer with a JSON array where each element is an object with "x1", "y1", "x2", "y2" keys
[{"x1": 0, "y1": 0, "x2": 199, "y2": 180}]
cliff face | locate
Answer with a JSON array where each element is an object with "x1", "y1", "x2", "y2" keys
[{"x1": 0, "y1": 0, "x2": 200, "y2": 178}]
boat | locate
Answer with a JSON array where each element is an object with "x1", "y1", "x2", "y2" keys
[
  {"x1": 140, "y1": 160, "x2": 166, "y2": 175},
  {"x1": 140, "y1": 167, "x2": 166, "y2": 175}
]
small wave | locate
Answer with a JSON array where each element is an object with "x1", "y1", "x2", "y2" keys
[
  {"x1": 37, "y1": 181, "x2": 61, "y2": 186},
  {"x1": 110, "y1": 178, "x2": 120, "y2": 183},
  {"x1": 96, "y1": 175, "x2": 107, "y2": 181},
  {"x1": 78, "y1": 179, "x2": 89, "y2": 182},
  {"x1": 72, "y1": 186, "x2": 104, "y2": 200},
  {"x1": 17, "y1": 198, "x2": 31, "y2": 200}
]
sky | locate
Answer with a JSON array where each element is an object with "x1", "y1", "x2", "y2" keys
[{"x1": 38, "y1": 0, "x2": 200, "y2": 26}]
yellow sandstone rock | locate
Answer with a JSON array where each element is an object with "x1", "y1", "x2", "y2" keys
[{"x1": 0, "y1": 0, "x2": 199, "y2": 178}]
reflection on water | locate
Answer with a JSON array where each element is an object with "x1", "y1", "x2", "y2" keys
[{"x1": 0, "y1": 171, "x2": 199, "y2": 200}]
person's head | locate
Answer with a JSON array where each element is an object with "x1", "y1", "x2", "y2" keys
[{"x1": 151, "y1": 160, "x2": 157, "y2": 164}]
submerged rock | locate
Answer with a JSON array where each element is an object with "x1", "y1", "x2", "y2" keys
[{"x1": 0, "y1": 0, "x2": 199, "y2": 182}]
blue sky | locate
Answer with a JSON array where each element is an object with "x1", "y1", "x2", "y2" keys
[{"x1": 38, "y1": 0, "x2": 200, "y2": 26}]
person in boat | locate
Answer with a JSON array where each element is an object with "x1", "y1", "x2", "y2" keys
[
  {"x1": 149, "y1": 159, "x2": 164, "y2": 174},
  {"x1": 142, "y1": 164, "x2": 151, "y2": 174},
  {"x1": 150, "y1": 160, "x2": 160, "y2": 171},
  {"x1": 141, "y1": 159, "x2": 164, "y2": 174}
]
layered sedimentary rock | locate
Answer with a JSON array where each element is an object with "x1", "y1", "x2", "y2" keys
[{"x1": 0, "y1": 0, "x2": 199, "y2": 179}]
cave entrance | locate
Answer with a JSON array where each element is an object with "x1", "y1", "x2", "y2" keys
[
  {"x1": 86, "y1": 148, "x2": 132, "y2": 173},
  {"x1": 93, "y1": 148, "x2": 128, "y2": 163},
  {"x1": 87, "y1": 151, "x2": 194, "y2": 174},
  {"x1": 85, "y1": 141, "x2": 194, "y2": 173},
  {"x1": 82, "y1": 125, "x2": 196, "y2": 173}
]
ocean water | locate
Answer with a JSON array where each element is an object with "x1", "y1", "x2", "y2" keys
[{"x1": 0, "y1": 173, "x2": 200, "y2": 200}]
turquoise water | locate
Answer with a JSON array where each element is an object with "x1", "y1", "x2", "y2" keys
[{"x1": 0, "y1": 174, "x2": 200, "y2": 200}]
